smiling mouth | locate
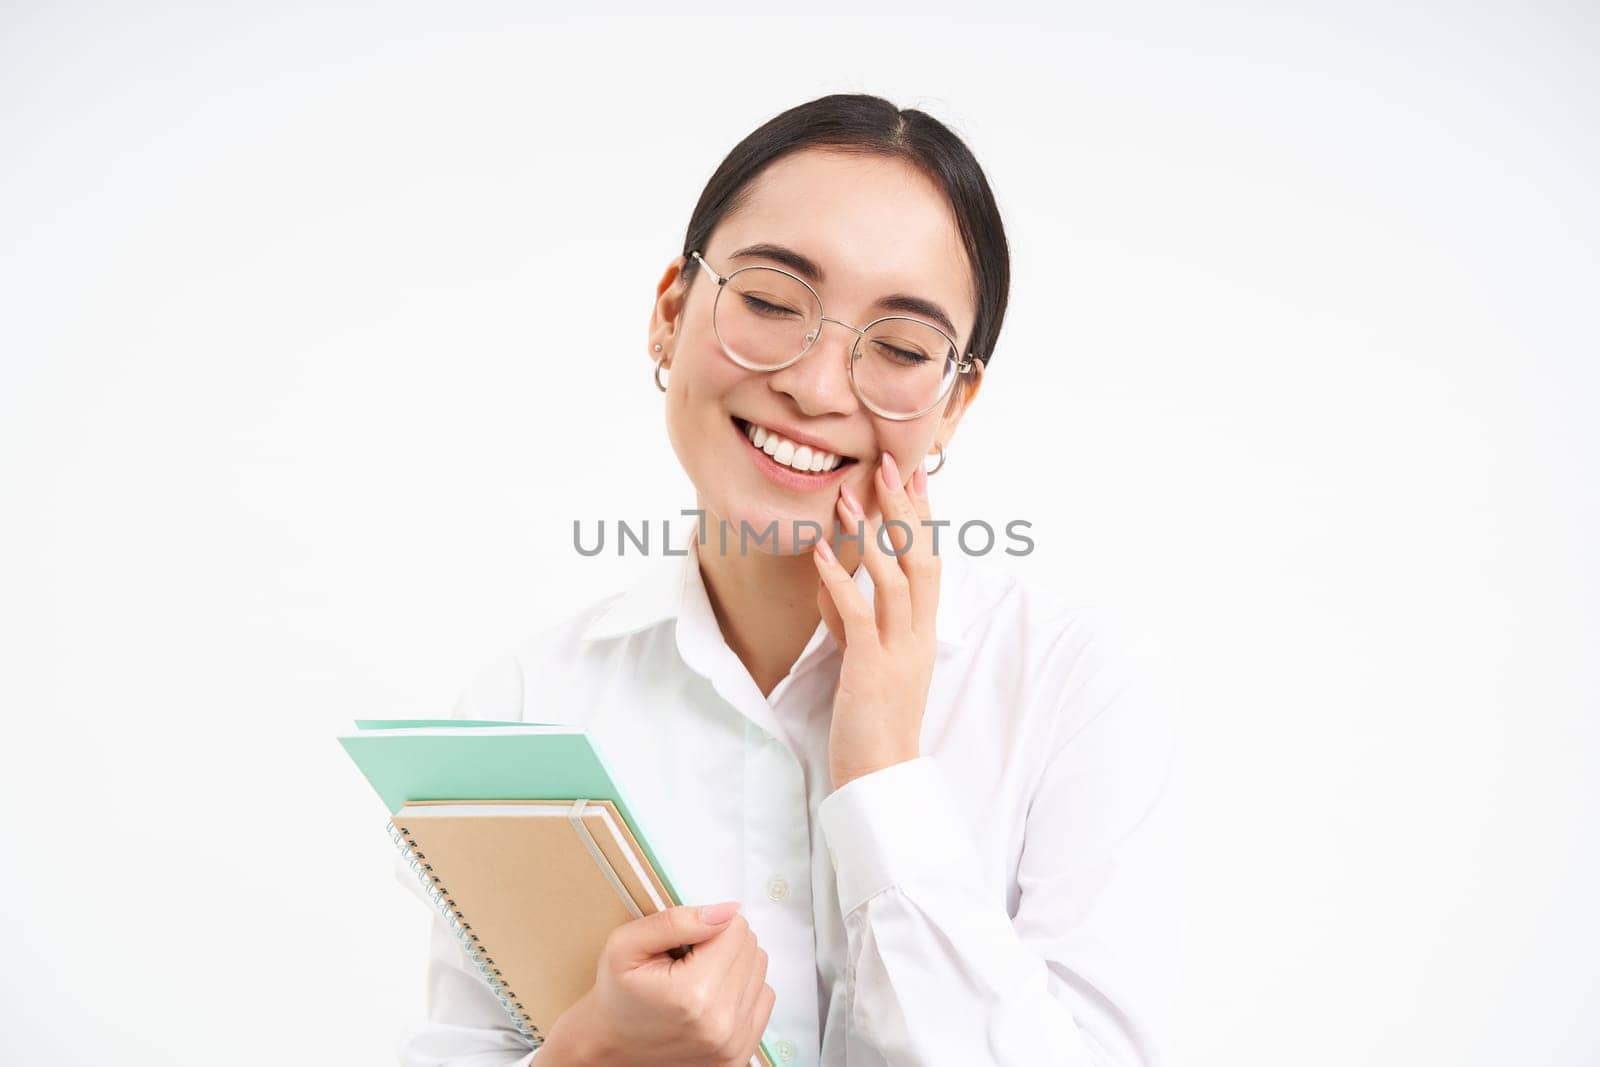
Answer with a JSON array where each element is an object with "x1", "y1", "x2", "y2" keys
[{"x1": 733, "y1": 417, "x2": 858, "y2": 475}]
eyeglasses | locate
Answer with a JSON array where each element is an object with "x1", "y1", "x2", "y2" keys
[{"x1": 687, "y1": 250, "x2": 978, "y2": 421}]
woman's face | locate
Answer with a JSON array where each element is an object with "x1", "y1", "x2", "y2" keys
[{"x1": 649, "y1": 148, "x2": 982, "y2": 556}]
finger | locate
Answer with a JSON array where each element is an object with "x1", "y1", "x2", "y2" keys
[
  {"x1": 873, "y1": 450, "x2": 918, "y2": 556},
  {"x1": 713, "y1": 928, "x2": 756, "y2": 1029},
  {"x1": 853, "y1": 460, "x2": 911, "y2": 636},
  {"x1": 732, "y1": 953, "x2": 768, "y2": 1062},
  {"x1": 611, "y1": 901, "x2": 741, "y2": 966},
  {"x1": 857, "y1": 520, "x2": 913, "y2": 639},
  {"x1": 894, "y1": 455, "x2": 942, "y2": 638},
  {"x1": 907, "y1": 460, "x2": 933, "y2": 525},
  {"x1": 682, "y1": 913, "x2": 752, "y2": 990},
  {"x1": 729, "y1": 938, "x2": 766, "y2": 1028},
  {"x1": 812, "y1": 528, "x2": 877, "y2": 649},
  {"x1": 740, "y1": 983, "x2": 778, "y2": 1060},
  {"x1": 817, "y1": 577, "x2": 848, "y2": 649}
]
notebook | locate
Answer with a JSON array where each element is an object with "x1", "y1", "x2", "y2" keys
[{"x1": 340, "y1": 721, "x2": 777, "y2": 1067}]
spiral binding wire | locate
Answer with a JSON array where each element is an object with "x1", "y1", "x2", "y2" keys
[{"x1": 389, "y1": 819, "x2": 543, "y2": 1045}]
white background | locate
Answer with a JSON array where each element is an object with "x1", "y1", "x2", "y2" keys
[{"x1": 2, "y1": 2, "x2": 1596, "y2": 1064}]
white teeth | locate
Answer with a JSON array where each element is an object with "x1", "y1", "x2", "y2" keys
[{"x1": 741, "y1": 419, "x2": 845, "y2": 473}]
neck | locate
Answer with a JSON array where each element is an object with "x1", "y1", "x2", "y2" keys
[{"x1": 693, "y1": 508, "x2": 861, "y2": 699}]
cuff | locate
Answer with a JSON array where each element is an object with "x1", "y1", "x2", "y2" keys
[{"x1": 818, "y1": 756, "x2": 981, "y2": 916}]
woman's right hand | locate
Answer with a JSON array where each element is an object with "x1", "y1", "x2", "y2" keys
[{"x1": 538, "y1": 901, "x2": 775, "y2": 1067}]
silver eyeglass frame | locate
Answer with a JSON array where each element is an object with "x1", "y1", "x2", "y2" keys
[{"x1": 687, "y1": 250, "x2": 978, "y2": 421}]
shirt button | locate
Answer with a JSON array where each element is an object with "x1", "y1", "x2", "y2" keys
[
  {"x1": 776, "y1": 1039, "x2": 796, "y2": 1061},
  {"x1": 766, "y1": 875, "x2": 790, "y2": 902}
]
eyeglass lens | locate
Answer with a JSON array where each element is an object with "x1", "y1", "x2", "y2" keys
[{"x1": 714, "y1": 267, "x2": 957, "y2": 417}]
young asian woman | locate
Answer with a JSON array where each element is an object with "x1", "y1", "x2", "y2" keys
[{"x1": 395, "y1": 93, "x2": 1176, "y2": 1067}]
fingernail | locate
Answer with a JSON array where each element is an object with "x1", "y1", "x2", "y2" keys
[
  {"x1": 839, "y1": 484, "x2": 863, "y2": 517},
  {"x1": 881, "y1": 451, "x2": 901, "y2": 491},
  {"x1": 814, "y1": 537, "x2": 835, "y2": 564},
  {"x1": 700, "y1": 901, "x2": 741, "y2": 924},
  {"x1": 911, "y1": 464, "x2": 927, "y2": 499}
]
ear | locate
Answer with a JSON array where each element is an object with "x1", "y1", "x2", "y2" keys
[
  {"x1": 647, "y1": 256, "x2": 689, "y2": 364},
  {"x1": 931, "y1": 357, "x2": 985, "y2": 455}
]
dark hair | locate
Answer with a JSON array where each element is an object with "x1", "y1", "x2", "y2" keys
[{"x1": 680, "y1": 94, "x2": 1011, "y2": 386}]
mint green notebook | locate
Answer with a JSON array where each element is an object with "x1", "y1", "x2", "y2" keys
[{"x1": 340, "y1": 721, "x2": 683, "y2": 905}]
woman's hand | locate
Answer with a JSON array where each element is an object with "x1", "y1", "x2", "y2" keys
[
  {"x1": 540, "y1": 902, "x2": 774, "y2": 1067},
  {"x1": 813, "y1": 451, "x2": 939, "y2": 792}
]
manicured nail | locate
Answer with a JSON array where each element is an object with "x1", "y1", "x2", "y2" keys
[
  {"x1": 700, "y1": 900, "x2": 741, "y2": 924},
  {"x1": 911, "y1": 464, "x2": 927, "y2": 499},
  {"x1": 814, "y1": 537, "x2": 835, "y2": 564},
  {"x1": 880, "y1": 451, "x2": 901, "y2": 491},
  {"x1": 839, "y1": 484, "x2": 863, "y2": 517}
]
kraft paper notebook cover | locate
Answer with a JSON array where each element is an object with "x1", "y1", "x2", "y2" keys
[{"x1": 340, "y1": 722, "x2": 777, "y2": 1067}]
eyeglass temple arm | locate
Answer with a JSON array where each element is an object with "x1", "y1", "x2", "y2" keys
[{"x1": 686, "y1": 250, "x2": 725, "y2": 285}]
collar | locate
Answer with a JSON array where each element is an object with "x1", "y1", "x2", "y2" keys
[{"x1": 579, "y1": 525, "x2": 972, "y2": 649}]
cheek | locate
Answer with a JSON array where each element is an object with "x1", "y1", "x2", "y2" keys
[
  {"x1": 851, "y1": 426, "x2": 932, "y2": 513},
  {"x1": 701, "y1": 351, "x2": 753, "y2": 404},
  {"x1": 661, "y1": 347, "x2": 754, "y2": 462},
  {"x1": 880, "y1": 425, "x2": 937, "y2": 472}
]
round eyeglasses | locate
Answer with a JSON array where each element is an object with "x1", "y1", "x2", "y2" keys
[{"x1": 687, "y1": 250, "x2": 978, "y2": 420}]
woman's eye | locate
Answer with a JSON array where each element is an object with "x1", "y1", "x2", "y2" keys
[
  {"x1": 743, "y1": 294, "x2": 799, "y2": 317},
  {"x1": 876, "y1": 342, "x2": 932, "y2": 366}
]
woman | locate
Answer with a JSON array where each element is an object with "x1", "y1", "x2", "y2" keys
[{"x1": 398, "y1": 94, "x2": 1175, "y2": 1067}]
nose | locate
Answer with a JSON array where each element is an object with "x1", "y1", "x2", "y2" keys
[{"x1": 766, "y1": 317, "x2": 860, "y2": 417}]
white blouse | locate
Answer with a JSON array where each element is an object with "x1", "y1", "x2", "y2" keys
[{"x1": 394, "y1": 534, "x2": 1176, "y2": 1067}]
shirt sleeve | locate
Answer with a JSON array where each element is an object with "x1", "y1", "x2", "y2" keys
[
  {"x1": 816, "y1": 625, "x2": 1177, "y2": 1066},
  {"x1": 395, "y1": 654, "x2": 543, "y2": 1067}
]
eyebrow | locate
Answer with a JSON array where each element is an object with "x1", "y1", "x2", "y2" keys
[{"x1": 728, "y1": 241, "x2": 962, "y2": 341}]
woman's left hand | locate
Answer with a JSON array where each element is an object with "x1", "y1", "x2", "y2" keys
[{"x1": 813, "y1": 451, "x2": 940, "y2": 792}]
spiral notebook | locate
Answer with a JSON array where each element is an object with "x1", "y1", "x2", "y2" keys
[{"x1": 341, "y1": 721, "x2": 777, "y2": 1067}]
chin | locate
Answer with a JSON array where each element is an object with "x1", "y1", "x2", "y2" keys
[{"x1": 701, "y1": 493, "x2": 827, "y2": 559}]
